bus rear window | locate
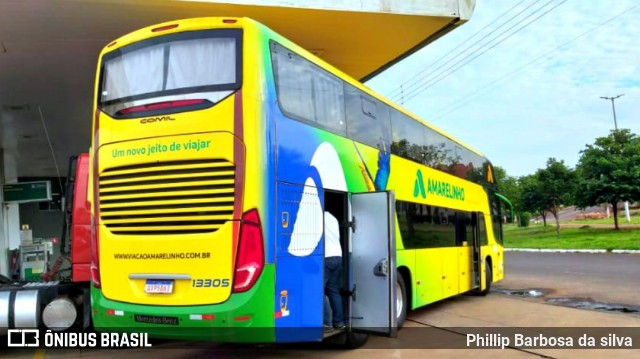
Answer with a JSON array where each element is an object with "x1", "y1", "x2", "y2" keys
[{"x1": 99, "y1": 29, "x2": 242, "y2": 117}]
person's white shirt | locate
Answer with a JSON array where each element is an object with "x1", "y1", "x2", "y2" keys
[{"x1": 324, "y1": 211, "x2": 342, "y2": 258}]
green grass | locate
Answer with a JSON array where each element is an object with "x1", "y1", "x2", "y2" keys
[{"x1": 503, "y1": 223, "x2": 640, "y2": 250}]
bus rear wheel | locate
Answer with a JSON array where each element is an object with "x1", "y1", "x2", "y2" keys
[
  {"x1": 479, "y1": 262, "x2": 492, "y2": 296},
  {"x1": 396, "y1": 273, "x2": 407, "y2": 328},
  {"x1": 344, "y1": 331, "x2": 369, "y2": 348}
]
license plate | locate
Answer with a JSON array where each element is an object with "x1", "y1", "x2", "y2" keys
[
  {"x1": 134, "y1": 314, "x2": 179, "y2": 325},
  {"x1": 144, "y1": 280, "x2": 173, "y2": 294}
]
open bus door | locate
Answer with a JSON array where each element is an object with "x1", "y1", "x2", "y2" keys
[
  {"x1": 348, "y1": 191, "x2": 397, "y2": 337},
  {"x1": 472, "y1": 213, "x2": 482, "y2": 289}
]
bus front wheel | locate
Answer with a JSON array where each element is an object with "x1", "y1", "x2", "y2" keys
[{"x1": 396, "y1": 273, "x2": 407, "y2": 328}]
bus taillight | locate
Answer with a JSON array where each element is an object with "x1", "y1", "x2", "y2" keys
[
  {"x1": 117, "y1": 99, "x2": 205, "y2": 115},
  {"x1": 91, "y1": 108, "x2": 101, "y2": 289},
  {"x1": 233, "y1": 209, "x2": 264, "y2": 293},
  {"x1": 152, "y1": 24, "x2": 179, "y2": 32}
]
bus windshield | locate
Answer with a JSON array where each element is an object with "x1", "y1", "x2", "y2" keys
[{"x1": 99, "y1": 29, "x2": 242, "y2": 116}]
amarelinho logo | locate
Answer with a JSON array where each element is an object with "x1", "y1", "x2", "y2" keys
[{"x1": 413, "y1": 169, "x2": 465, "y2": 201}]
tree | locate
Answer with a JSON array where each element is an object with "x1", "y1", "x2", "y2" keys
[
  {"x1": 518, "y1": 159, "x2": 576, "y2": 234},
  {"x1": 519, "y1": 174, "x2": 548, "y2": 227},
  {"x1": 575, "y1": 129, "x2": 640, "y2": 230},
  {"x1": 536, "y1": 158, "x2": 576, "y2": 235}
]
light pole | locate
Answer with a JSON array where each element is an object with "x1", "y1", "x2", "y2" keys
[
  {"x1": 600, "y1": 94, "x2": 630, "y2": 222},
  {"x1": 600, "y1": 94, "x2": 624, "y2": 130}
]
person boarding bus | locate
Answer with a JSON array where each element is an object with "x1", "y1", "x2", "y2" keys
[{"x1": 324, "y1": 211, "x2": 344, "y2": 331}]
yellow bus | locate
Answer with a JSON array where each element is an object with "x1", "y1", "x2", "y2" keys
[{"x1": 89, "y1": 17, "x2": 504, "y2": 347}]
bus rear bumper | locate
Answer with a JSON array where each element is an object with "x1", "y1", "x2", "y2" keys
[{"x1": 90, "y1": 266, "x2": 275, "y2": 342}]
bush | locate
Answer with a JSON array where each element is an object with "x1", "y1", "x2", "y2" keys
[{"x1": 518, "y1": 212, "x2": 531, "y2": 227}]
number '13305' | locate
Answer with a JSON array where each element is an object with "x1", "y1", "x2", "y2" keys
[{"x1": 192, "y1": 279, "x2": 230, "y2": 287}]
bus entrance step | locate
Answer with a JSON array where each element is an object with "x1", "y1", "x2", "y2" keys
[{"x1": 322, "y1": 327, "x2": 346, "y2": 339}]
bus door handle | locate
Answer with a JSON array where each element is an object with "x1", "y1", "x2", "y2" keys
[
  {"x1": 342, "y1": 284, "x2": 357, "y2": 301},
  {"x1": 340, "y1": 216, "x2": 356, "y2": 233},
  {"x1": 374, "y1": 258, "x2": 389, "y2": 277}
]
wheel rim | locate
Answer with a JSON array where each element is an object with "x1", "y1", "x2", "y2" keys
[{"x1": 396, "y1": 281, "x2": 403, "y2": 319}]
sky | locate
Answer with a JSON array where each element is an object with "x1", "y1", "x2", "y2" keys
[{"x1": 367, "y1": 0, "x2": 640, "y2": 178}]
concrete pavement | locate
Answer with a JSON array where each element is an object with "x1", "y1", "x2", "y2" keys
[{"x1": 407, "y1": 293, "x2": 640, "y2": 359}]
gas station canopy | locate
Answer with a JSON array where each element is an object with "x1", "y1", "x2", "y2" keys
[
  {"x1": 0, "y1": 0, "x2": 474, "y2": 178},
  {"x1": 179, "y1": 0, "x2": 475, "y2": 81}
]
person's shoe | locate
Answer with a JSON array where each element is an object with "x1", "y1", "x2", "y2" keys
[
  {"x1": 323, "y1": 325, "x2": 334, "y2": 333},
  {"x1": 333, "y1": 323, "x2": 346, "y2": 330}
]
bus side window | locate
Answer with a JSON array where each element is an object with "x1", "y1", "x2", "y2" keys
[
  {"x1": 272, "y1": 45, "x2": 314, "y2": 123},
  {"x1": 271, "y1": 41, "x2": 346, "y2": 136},
  {"x1": 361, "y1": 96, "x2": 377, "y2": 119},
  {"x1": 345, "y1": 85, "x2": 391, "y2": 149},
  {"x1": 489, "y1": 194, "x2": 503, "y2": 245},
  {"x1": 455, "y1": 211, "x2": 465, "y2": 246},
  {"x1": 478, "y1": 213, "x2": 488, "y2": 246},
  {"x1": 468, "y1": 213, "x2": 476, "y2": 245},
  {"x1": 390, "y1": 111, "x2": 426, "y2": 163},
  {"x1": 455, "y1": 211, "x2": 474, "y2": 246},
  {"x1": 397, "y1": 200, "x2": 459, "y2": 249},
  {"x1": 311, "y1": 69, "x2": 346, "y2": 135}
]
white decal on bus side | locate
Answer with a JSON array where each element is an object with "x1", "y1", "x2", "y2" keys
[{"x1": 287, "y1": 142, "x2": 347, "y2": 257}]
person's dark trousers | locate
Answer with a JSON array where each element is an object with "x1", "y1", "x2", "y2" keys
[{"x1": 324, "y1": 256, "x2": 344, "y2": 327}]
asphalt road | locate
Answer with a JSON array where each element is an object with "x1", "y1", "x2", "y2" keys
[
  {"x1": 533, "y1": 206, "x2": 607, "y2": 222},
  {"x1": 499, "y1": 251, "x2": 640, "y2": 306}
]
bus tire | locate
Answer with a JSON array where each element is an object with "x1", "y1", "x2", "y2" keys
[
  {"x1": 396, "y1": 273, "x2": 407, "y2": 328},
  {"x1": 345, "y1": 331, "x2": 369, "y2": 349},
  {"x1": 479, "y1": 262, "x2": 492, "y2": 296}
]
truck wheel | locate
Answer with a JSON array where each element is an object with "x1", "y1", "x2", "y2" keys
[{"x1": 396, "y1": 273, "x2": 407, "y2": 328}]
